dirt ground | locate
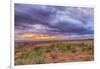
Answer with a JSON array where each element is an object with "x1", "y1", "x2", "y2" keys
[{"x1": 15, "y1": 39, "x2": 94, "y2": 65}]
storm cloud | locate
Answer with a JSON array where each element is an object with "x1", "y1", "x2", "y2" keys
[{"x1": 15, "y1": 4, "x2": 94, "y2": 36}]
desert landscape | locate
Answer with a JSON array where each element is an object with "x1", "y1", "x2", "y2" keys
[
  {"x1": 15, "y1": 4, "x2": 94, "y2": 65},
  {"x1": 15, "y1": 39, "x2": 94, "y2": 65}
]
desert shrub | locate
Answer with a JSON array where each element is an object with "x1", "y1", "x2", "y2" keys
[
  {"x1": 86, "y1": 44, "x2": 94, "y2": 51},
  {"x1": 70, "y1": 46, "x2": 77, "y2": 53},
  {"x1": 80, "y1": 43, "x2": 93, "y2": 52},
  {"x1": 58, "y1": 45, "x2": 68, "y2": 53},
  {"x1": 15, "y1": 59, "x2": 25, "y2": 65},
  {"x1": 66, "y1": 44, "x2": 71, "y2": 50},
  {"x1": 45, "y1": 44, "x2": 56, "y2": 53},
  {"x1": 83, "y1": 57, "x2": 91, "y2": 61},
  {"x1": 79, "y1": 43, "x2": 87, "y2": 51},
  {"x1": 32, "y1": 47, "x2": 44, "y2": 64},
  {"x1": 81, "y1": 47, "x2": 87, "y2": 52},
  {"x1": 80, "y1": 43, "x2": 85, "y2": 47},
  {"x1": 23, "y1": 50, "x2": 34, "y2": 59},
  {"x1": 57, "y1": 43, "x2": 76, "y2": 53},
  {"x1": 55, "y1": 42, "x2": 71, "y2": 52},
  {"x1": 21, "y1": 47, "x2": 45, "y2": 64},
  {"x1": 60, "y1": 42, "x2": 66, "y2": 46}
]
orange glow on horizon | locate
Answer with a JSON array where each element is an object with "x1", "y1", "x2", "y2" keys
[{"x1": 18, "y1": 33, "x2": 63, "y2": 40}]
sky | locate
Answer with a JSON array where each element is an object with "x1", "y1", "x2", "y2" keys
[{"x1": 15, "y1": 3, "x2": 94, "y2": 39}]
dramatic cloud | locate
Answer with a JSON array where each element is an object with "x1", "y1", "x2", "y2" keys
[{"x1": 15, "y1": 4, "x2": 94, "y2": 36}]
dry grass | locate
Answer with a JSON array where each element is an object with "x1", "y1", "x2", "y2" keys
[{"x1": 15, "y1": 39, "x2": 94, "y2": 65}]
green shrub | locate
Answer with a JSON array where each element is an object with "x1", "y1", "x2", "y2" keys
[
  {"x1": 21, "y1": 47, "x2": 45, "y2": 64},
  {"x1": 86, "y1": 45, "x2": 94, "y2": 51},
  {"x1": 80, "y1": 43, "x2": 85, "y2": 47},
  {"x1": 79, "y1": 43, "x2": 86, "y2": 51},
  {"x1": 45, "y1": 44, "x2": 56, "y2": 53},
  {"x1": 70, "y1": 47, "x2": 77, "y2": 53},
  {"x1": 15, "y1": 59, "x2": 25, "y2": 65},
  {"x1": 32, "y1": 47, "x2": 44, "y2": 64},
  {"x1": 83, "y1": 57, "x2": 91, "y2": 61},
  {"x1": 66, "y1": 44, "x2": 71, "y2": 50}
]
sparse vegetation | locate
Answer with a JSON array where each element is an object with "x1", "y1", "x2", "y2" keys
[
  {"x1": 83, "y1": 57, "x2": 91, "y2": 61},
  {"x1": 15, "y1": 39, "x2": 94, "y2": 65},
  {"x1": 70, "y1": 47, "x2": 77, "y2": 53}
]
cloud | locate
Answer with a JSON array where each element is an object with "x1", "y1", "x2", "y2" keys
[{"x1": 15, "y1": 4, "x2": 94, "y2": 35}]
